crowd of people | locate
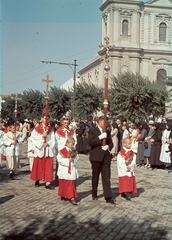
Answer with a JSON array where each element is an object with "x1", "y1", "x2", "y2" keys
[{"x1": 0, "y1": 114, "x2": 172, "y2": 205}]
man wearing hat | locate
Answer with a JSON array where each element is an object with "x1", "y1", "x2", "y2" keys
[{"x1": 88, "y1": 116, "x2": 114, "y2": 204}]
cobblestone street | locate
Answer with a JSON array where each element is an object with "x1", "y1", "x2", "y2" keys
[{"x1": 0, "y1": 144, "x2": 172, "y2": 240}]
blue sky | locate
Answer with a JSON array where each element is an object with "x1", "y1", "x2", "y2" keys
[{"x1": 1, "y1": 0, "x2": 102, "y2": 94}]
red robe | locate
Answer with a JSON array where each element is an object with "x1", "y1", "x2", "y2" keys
[
  {"x1": 118, "y1": 148, "x2": 137, "y2": 194},
  {"x1": 30, "y1": 124, "x2": 53, "y2": 182},
  {"x1": 58, "y1": 147, "x2": 78, "y2": 199}
]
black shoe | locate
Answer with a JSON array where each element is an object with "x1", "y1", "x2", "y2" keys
[
  {"x1": 9, "y1": 171, "x2": 14, "y2": 179},
  {"x1": 70, "y1": 199, "x2": 77, "y2": 205},
  {"x1": 92, "y1": 197, "x2": 98, "y2": 200},
  {"x1": 61, "y1": 197, "x2": 67, "y2": 201},
  {"x1": 45, "y1": 184, "x2": 55, "y2": 190},
  {"x1": 106, "y1": 198, "x2": 115, "y2": 204},
  {"x1": 121, "y1": 193, "x2": 126, "y2": 198},
  {"x1": 35, "y1": 181, "x2": 40, "y2": 187},
  {"x1": 125, "y1": 195, "x2": 131, "y2": 201}
]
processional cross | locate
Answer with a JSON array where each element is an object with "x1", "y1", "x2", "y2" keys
[
  {"x1": 99, "y1": 36, "x2": 115, "y2": 145},
  {"x1": 11, "y1": 93, "x2": 22, "y2": 119},
  {"x1": 42, "y1": 74, "x2": 53, "y2": 127},
  {"x1": 42, "y1": 74, "x2": 53, "y2": 100}
]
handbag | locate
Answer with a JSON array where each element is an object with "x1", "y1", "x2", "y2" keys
[{"x1": 144, "y1": 141, "x2": 148, "y2": 149}]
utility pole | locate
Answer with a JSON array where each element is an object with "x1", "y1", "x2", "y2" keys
[{"x1": 41, "y1": 60, "x2": 78, "y2": 118}]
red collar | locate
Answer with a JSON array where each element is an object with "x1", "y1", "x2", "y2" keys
[
  {"x1": 59, "y1": 147, "x2": 77, "y2": 158},
  {"x1": 119, "y1": 148, "x2": 135, "y2": 160},
  {"x1": 56, "y1": 127, "x2": 74, "y2": 137},
  {"x1": 35, "y1": 124, "x2": 53, "y2": 135}
]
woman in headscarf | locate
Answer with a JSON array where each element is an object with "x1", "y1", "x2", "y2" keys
[
  {"x1": 160, "y1": 121, "x2": 172, "y2": 168},
  {"x1": 149, "y1": 123, "x2": 162, "y2": 169},
  {"x1": 110, "y1": 122, "x2": 119, "y2": 161}
]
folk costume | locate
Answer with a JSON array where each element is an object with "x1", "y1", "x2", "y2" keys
[
  {"x1": 57, "y1": 146, "x2": 78, "y2": 200},
  {"x1": 117, "y1": 147, "x2": 137, "y2": 195},
  {"x1": 30, "y1": 123, "x2": 55, "y2": 185}
]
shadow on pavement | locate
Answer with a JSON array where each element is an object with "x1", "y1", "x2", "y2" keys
[
  {"x1": 0, "y1": 194, "x2": 15, "y2": 205},
  {"x1": 2, "y1": 212, "x2": 169, "y2": 240}
]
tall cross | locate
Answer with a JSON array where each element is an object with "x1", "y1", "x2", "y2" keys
[
  {"x1": 99, "y1": 36, "x2": 115, "y2": 68},
  {"x1": 11, "y1": 93, "x2": 22, "y2": 119},
  {"x1": 42, "y1": 74, "x2": 53, "y2": 99},
  {"x1": 0, "y1": 96, "x2": 5, "y2": 111}
]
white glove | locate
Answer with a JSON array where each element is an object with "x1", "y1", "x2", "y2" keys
[
  {"x1": 98, "y1": 132, "x2": 107, "y2": 140},
  {"x1": 101, "y1": 145, "x2": 109, "y2": 151}
]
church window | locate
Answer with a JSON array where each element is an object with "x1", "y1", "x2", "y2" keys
[
  {"x1": 122, "y1": 20, "x2": 128, "y2": 35},
  {"x1": 157, "y1": 69, "x2": 166, "y2": 82},
  {"x1": 159, "y1": 22, "x2": 167, "y2": 41}
]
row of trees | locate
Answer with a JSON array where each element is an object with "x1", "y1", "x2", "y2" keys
[{"x1": 1, "y1": 72, "x2": 171, "y2": 122}]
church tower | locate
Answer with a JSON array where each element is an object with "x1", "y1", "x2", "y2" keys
[{"x1": 78, "y1": 0, "x2": 172, "y2": 87}]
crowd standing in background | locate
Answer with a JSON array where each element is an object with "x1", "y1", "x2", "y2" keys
[{"x1": 0, "y1": 114, "x2": 172, "y2": 206}]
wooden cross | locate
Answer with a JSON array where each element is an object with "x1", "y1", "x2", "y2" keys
[
  {"x1": 42, "y1": 74, "x2": 53, "y2": 99},
  {"x1": 11, "y1": 93, "x2": 22, "y2": 118}
]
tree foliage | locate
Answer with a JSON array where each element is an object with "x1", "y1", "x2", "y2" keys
[
  {"x1": 109, "y1": 72, "x2": 168, "y2": 122},
  {"x1": 74, "y1": 82, "x2": 103, "y2": 119},
  {"x1": 48, "y1": 86, "x2": 72, "y2": 119},
  {"x1": 22, "y1": 89, "x2": 44, "y2": 119}
]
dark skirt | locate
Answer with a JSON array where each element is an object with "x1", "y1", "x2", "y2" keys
[{"x1": 149, "y1": 143, "x2": 162, "y2": 166}]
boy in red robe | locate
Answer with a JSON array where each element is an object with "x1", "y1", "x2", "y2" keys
[
  {"x1": 57, "y1": 136, "x2": 79, "y2": 205},
  {"x1": 30, "y1": 114, "x2": 55, "y2": 189},
  {"x1": 117, "y1": 138, "x2": 137, "y2": 200}
]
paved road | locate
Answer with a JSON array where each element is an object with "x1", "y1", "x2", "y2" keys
[{"x1": 0, "y1": 144, "x2": 172, "y2": 240}]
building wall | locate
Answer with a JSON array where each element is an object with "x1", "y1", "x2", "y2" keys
[{"x1": 78, "y1": 0, "x2": 172, "y2": 88}]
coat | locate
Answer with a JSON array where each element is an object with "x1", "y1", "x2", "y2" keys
[{"x1": 88, "y1": 126, "x2": 113, "y2": 162}]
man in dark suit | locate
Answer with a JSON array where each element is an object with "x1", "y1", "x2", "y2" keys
[{"x1": 88, "y1": 116, "x2": 114, "y2": 204}]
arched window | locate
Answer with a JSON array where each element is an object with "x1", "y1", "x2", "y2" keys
[
  {"x1": 159, "y1": 22, "x2": 167, "y2": 41},
  {"x1": 157, "y1": 69, "x2": 166, "y2": 82},
  {"x1": 122, "y1": 20, "x2": 128, "y2": 35}
]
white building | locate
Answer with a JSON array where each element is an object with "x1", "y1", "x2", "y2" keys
[
  {"x1": 60, "y1": 78, "x2": 80, "y2": 90},
  {"x1": 78, "y1": 0, "x2": 172, "y2": 87}
]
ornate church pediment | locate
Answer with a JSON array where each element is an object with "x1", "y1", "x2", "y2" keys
[
  {"x1": 119, "y1": 9, "x2": 133, "y2": 17},
  {"x1": 156, "y1": 13, "x2": 171, "y2": 20},
  {"x1": 154, "y1": 58, "x2": 171, "y2": 62},
  {"x1": 145, "y1": 0, "x2": 172, "y2": 7}
]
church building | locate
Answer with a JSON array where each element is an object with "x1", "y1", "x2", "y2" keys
[{"x1": 78, "y1": 0, "x2": 172, "y2": 88}]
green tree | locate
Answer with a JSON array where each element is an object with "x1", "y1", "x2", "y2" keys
[
  {"x1": 48, "y1": 86, "x2": 72, "y2": 119},
  {"x1": 109, "y1": 72, "x2": 168, "y2": 122},
  {"x1": 21, "y1": 89, "x2": 44, "y2": 119},
  {"x1": 1, "y1": 96, "x2": 16, "y2": 119},
  {"x1": 74, "y1": 82, "x2": 103, "y2": 119}
]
